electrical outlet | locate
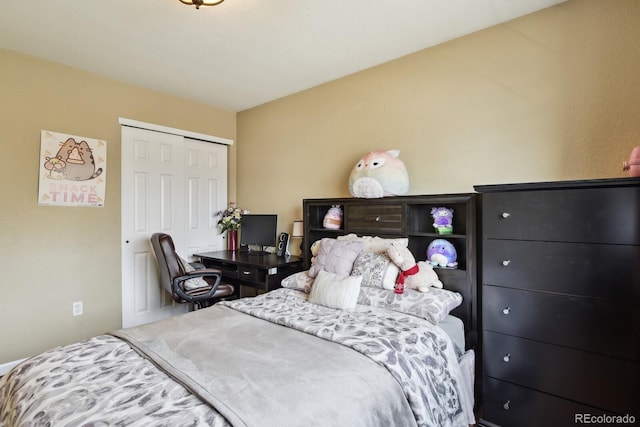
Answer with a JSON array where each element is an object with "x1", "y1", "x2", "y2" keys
[{"x1": 72, "y1": 301, "x2": 83, "y2": 316}]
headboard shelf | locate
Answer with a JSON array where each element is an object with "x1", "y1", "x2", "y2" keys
[{"x1": 302, "y1": 193, "x2": 478, "y2": 348}]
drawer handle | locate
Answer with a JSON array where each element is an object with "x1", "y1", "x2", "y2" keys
[
  {"x1": 502, "y1": 260, "x2": 511, "y2": 267},
  {"x1": 503, "y1": 400, "x2": 511, "y2": 410},
  {"x1": 502, "y1": 307, "x2": 511, "y2": 315},
  {"x1": 242, "y1": 270, "x2": 252, "y2": 275},
  {"x1": 375, "y1": 216, "x2": 381, "y2": 222},
  {"x1": 503, "y1": 353, "x2": 511, "y2": 363},
  {"x1": 501, "y1": 212, "x2": 511, "y2": 219}
]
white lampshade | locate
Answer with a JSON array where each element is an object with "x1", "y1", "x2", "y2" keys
[{"x1": 292, "y1": 220, "x2": 304, "y2": 238}]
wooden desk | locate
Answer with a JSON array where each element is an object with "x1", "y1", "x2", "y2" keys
[{"x1": 194, "y1": 250, "x2": 303, "y2": 294}]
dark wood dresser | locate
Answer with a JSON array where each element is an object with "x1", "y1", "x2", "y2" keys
[{"x1": 475, "y1": 178, "x2": 640, "y2": 426}]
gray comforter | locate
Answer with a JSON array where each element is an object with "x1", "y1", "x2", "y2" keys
[{"x1": 0, "y1": 289, "x2": 471, "y2": 427}]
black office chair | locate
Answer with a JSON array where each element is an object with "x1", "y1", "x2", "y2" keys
[{"x1": 150, "y1": 233, "x2": 235, "y2": 309}]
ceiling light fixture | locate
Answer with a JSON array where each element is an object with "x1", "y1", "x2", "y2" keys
[{"x1": 179, "y1": 0, "x2": 224, "y2": 9}]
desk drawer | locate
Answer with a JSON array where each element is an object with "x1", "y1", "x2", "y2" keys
[
  {"x1": 483, "y1": 331, "x2": 640, "y2": 413},
  {"x1": 483, "y1": 239, "x2": 640, "y2": 302},
  {"x1": 346, "y1": 204, "x2": 402, "y2": 235},
  {"x1": 482, "y1": 187, "x2": 640, "y2": 244},
  {"x1": 482, "y1": 377, "x2": 605, "y2": 427},
  {"x1": 237, "y1": 266, "x2": 260, "y2": 282},
  {"x1": 201, "y1": 260, "x2": 239, "y2": 279},
  {"x1": 483, "y1": 285, "x2": 640, "y2": 361}
]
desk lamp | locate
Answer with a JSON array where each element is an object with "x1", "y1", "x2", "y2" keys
[{"x1": 292, "y1": 220, "x2": 304, "y2": 254}]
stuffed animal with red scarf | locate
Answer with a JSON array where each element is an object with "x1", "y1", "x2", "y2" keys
[{"x1": 386, "y1": 241, "x2": 443, "y2": 294}]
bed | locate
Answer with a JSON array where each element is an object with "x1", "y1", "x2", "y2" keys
[{"x1": 0, "y1": 235, "x2": 476, "y2": 427}]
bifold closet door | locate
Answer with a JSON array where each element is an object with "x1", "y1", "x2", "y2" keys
[{"x1": 121, "y1": 126, "x2": 227, "y2": 328}]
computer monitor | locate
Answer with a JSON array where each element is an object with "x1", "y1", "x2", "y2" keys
[{"x1": 240, "y1": 214, "x2": 277, "y2": 254}]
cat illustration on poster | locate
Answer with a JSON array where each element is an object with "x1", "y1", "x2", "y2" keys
[
  {"x1": 38, "y1": 130, "x2": 107, "y2": 207},
  {"x1": 50, "y1": 137, "x2": 103, "y2": 181}
]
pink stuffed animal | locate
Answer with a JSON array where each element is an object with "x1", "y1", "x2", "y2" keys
[{"x1": 348, "y1": 150, "x2": 409, "y2": 198}]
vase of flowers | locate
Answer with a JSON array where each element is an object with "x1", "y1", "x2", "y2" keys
[
  {"x1": 227, "y1": 229, "x2": 239, "y2": 251},
  {"x1": 215, "y1": 204, "x2": 247, "y2": 251}
]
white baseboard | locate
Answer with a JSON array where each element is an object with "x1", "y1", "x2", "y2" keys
[{"x1": 0, "y1": 358, "x2": 26, "y2": 376}]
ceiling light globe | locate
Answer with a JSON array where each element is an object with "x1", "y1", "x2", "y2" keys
[{"x1": 179, "y1": 0, "x2": 224, "y2": 9}]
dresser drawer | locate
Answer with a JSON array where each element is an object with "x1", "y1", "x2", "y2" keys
[
  {"x1": 483, "y1": 285, "x2": 640, "y2": 361},
  {"x1": 346, "y1": 204, "x2": 402, "y2": 235},
  {"x1": 482, "y1": 377, "x2": 608, "y2": 427},
  {"x1": 483, "y1": 331, "x2": 640, "y2": 413},
  {"x1": 482, "y1": 187, "x2": 640, "y2": 244},
  {"x1": 483, "y1": 239, "x2": 640, "y2": 302}
]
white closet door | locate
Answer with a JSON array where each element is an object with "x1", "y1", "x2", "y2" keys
[
  {"x1": 183, "y1": 137, "x2": 227, "y2": 258},
  {"x1": 121, "y1": 127, "x2": 227, "y2": 328}
]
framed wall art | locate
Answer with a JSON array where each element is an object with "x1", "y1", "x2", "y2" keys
[{"x1": 38, "y1": 130, "x2": 107, "y2": 207}]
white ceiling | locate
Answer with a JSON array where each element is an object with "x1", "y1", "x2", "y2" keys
[{"x1": 0, "y1": 0, "x2": 564, "y2": 112}]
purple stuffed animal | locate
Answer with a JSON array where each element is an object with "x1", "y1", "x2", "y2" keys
[
  {"x1": 427, "y1": 239, "x2": 458, "y2": 268},
  {"x1": 431, "y1": 207, "x2": 453, "y2": 235}
]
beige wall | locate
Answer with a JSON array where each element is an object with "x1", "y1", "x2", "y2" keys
[
  {"x1": 2, "y1": 0, "x2": 639, "y2": 365},
  {"x1": 0, "y1": 50, "x2": 236, "y2": 364},
  {"x1": 237, "y1": 0, "x2": 640, "y2": 240}
]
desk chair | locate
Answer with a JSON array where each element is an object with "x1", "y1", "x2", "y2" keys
[{"x1": 151, "y1": 233, "x2": 235, "y2": 309}]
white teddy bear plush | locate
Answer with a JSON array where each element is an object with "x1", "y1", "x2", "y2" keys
[{"x1": 386, "y1": 241, "x2": 443, "y2": 293}]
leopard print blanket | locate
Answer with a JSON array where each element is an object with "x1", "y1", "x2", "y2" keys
[
  {"x1": 0, "y1": 334, "x2": 227, "y2": 427},
  {"x1": 0, "y1": 289, "x2": 471, "y2": 427}
]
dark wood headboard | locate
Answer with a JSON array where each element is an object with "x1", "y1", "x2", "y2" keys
[{"x1": 302, "y1": 194, "x2": 478, "y2": 349}]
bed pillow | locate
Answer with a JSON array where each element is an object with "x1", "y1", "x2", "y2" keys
[
  {"x1": 308, "y1": 238, "x2": 363, "y2": 278},
  {"x1": 280, "y1": 270, "x2": 314, "y2": 293},
  {"x1": 357, "y1": 286, "x2": 462, "y2": 324},
  {"x1": 309, "y1": 270, "x2": 362, "y2": 311},
  {"x1": 178, "y1": 256, "x2": 209, "y2": 290},
  {"x1": 337, "y1": 234, "x2": 408, "y2": 254},
  {"x1": 351, "y1": 251, "x2": 399, "y2": 290}
]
